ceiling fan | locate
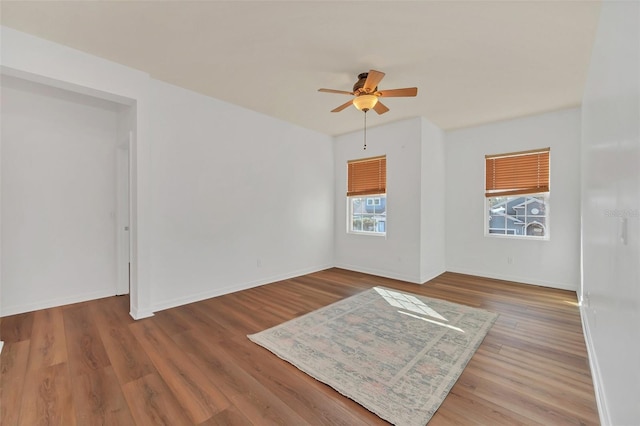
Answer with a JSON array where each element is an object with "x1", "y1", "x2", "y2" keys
[{"x1": 318, "y1": 69, "x2": 418, "y2": 114}]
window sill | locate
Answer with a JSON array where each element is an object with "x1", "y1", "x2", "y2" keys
[
  {"x1": 484, "y1": 233, "x2": 549, "y2": 241},
  {"x1": 348, "y1": 231, "x2": 387, "y2": 238}
]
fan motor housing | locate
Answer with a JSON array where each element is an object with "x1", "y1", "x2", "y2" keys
[{"x1": 353, "y1": 72, "x2": 377, "y2": 94}]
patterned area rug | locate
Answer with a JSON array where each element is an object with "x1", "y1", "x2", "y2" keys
[{"x1": 248, "y1": 286, "x2": 498, "y2": 426}]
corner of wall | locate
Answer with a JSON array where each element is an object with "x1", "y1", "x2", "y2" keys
[
  {"x1": 129, "y1": 307, "x2": 155, "y2": 320},
  {"x1": 420, "y1": 267, "x2": 446, "y2": 285},
  {"x1": 419, "y1": 116, "x2": 447, "y2": 281}
]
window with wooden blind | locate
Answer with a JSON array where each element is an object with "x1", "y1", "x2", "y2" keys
[
  {"x1": 347, "y1": 156, "x2": 387, "y2": 235},
  {"x1": 485, "y1": 148, "x2": 550, "y2": 239}
]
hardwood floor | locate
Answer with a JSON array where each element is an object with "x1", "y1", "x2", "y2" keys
[{"x1": 1, "y1": 269, "x2": 599, "y2": 425}]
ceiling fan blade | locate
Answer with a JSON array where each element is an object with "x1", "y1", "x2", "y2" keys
[
  {"x1": 377, "y1": 87, "x2": 418, "y2": 97},
  {"x1": 363, "y1": 70, "x2": 385, "y2": 92},
  {"x1": 331, "y1": 100, "x2": 354, "y2": 113},
  {"x1": 318, "y1": 88, "x2": 354, "y2": 95},
  {"x1": 373, "y1": 101, "x2": 389, "y2": 115}
]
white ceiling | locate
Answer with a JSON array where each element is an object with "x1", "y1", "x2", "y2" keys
[{"x1": 1, "y1": 1, "x2": 601, "y2": 136}]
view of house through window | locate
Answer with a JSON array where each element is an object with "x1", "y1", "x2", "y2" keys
[
  {"x1": 485, "y1": 148, "x2": 550, "y2": 239},
  {"x1": 488, "y1": 194, "x2": 548, "y2": 237},
  {"x1": 347, "y1": 155, "x2": 386, "y2": 236},
  {"x1": 350, "y1": 195, "x2": 387, "y2": 234}
]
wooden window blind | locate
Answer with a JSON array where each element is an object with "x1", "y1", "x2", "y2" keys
[
  {"x1": 485, "y1": 148, "x2": 550, "y2": 197},
  {"x1": 347, "y1": 155, "x2": 386, "y2": 197}
]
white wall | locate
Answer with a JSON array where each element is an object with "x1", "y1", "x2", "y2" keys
[
  {"x1": 1, "y1": 75, "x2": 121, "y2": 315},
  {"x1": 148, "y1": 79, "x2": 334, "y2": 310},
  {"x1": 420, "y1": 118, "x2": 446, "y2": 282},
  {"x1": 445, "y1": 108, "x2": 582, "y2": 290},
  {"x1": 334, "y1": 117, "x2": 445, "y2": 284},
  {"x1": 580, "y1": 1, "x2": 640, "y2": 424},
  {"x1": 0, "y1": 27, "x2": 335, "y2": 317}
]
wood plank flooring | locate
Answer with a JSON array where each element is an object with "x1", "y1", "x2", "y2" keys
[{"x1": 0, "y1": 269, "x2": 599, "y2": 425}]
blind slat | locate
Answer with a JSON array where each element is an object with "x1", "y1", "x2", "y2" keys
[
  {"x1": 347, "y1": 156, "x2": 386, "y2": 197},
  {"x1": 485, "y1": 149, "x2": 549, "y2": 197}
]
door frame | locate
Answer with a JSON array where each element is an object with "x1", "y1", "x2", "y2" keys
[{"x1": 116, "y1": 132, "x2": 131, "y2": 295}]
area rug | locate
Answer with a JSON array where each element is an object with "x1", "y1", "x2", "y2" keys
[{"x1": 248, "y1": 286, "x2": 498, "y2": 426}]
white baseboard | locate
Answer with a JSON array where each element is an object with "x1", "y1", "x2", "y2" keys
[
  {"x1": 420, "y1": 266, "x2": 447, "y2": 285},
  {"x1": 580, "y1": 306, "x2": 610, "y2": 425},
  {"x1": 1, "y1": 288, "x2": 117, "y2": 317},
  {"x1": 445, "y1": 266, "x2": 578, "y2": 291},
  {"x1": 129, "y1": 308, "x2": 155, "y2": 320},
  {"x1": 151, "y1": 263, "x2": 334, "y2": 313},
  {"x1": 333, "y1": 263, "x2": 423, "y2": 284}
]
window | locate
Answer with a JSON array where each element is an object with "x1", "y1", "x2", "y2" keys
[
  {"x1": 485, "y1": 148, "x2": 550, "y2": 239},
  {"x1": 347, "y1": 156, "x2": 386, "y2": 235},
  {"x1": 350, "y1": 196, "x2": 387, "y2": 233},
  {"x1": 487, "y1": 194, "x2": 548, "y2": 237}
]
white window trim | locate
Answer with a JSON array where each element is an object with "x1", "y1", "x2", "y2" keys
[{"x1": 347, "y1": 195, "x2": 387, "y2": 237}]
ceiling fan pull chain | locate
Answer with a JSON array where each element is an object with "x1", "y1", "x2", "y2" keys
[{"x1": 363, "y1": 111, "x2": 367, "y2": 150}]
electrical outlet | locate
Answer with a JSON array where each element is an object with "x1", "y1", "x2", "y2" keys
[{"x1": 507, "y1": 256, "x2": 513, "y2": 264}]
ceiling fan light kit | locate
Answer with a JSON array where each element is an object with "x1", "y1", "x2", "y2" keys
[
  {"x1": 353, "y1": 94, "x2": 379, "y2": 112},
  {"x1": 318, "y1": 69, "x2": 418, "y2": 149}
]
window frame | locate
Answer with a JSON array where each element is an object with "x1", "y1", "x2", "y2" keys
[
  {"x1": 485, "y1": 192, "x2": 550, "y2": 240},
  {"x1": 484, "y1": 148, "x2": 551, "y2": 240},
  {"x1": 348, "y1": 195, "x2": 387, "y2": 236},
  {"x1": 346, "y1": 155, "x2": 387, "y2": 236}
]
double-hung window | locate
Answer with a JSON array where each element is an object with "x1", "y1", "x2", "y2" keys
[
  {"x1": 347, "y1": 155, "x2": 386, "y2": 235},
  {"x1": 485, "y1": 148, "x2": 550, "y2": 239}
]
